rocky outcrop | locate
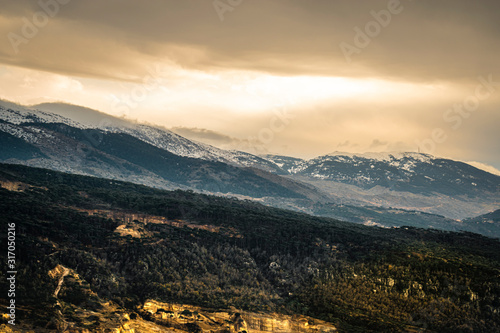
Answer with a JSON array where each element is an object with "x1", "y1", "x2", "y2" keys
[
  {"x1": 141, "y1": 300, "x2": 337, "y2": 333},
  {"x1": 0, "y1": 180, "x2": 47, "y2": 192}
]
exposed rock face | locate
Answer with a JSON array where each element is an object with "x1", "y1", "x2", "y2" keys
[
  {"x1": 73, "y1": 207, "x2": 242, "y2": 238},
  {"x1": 141, "y1": 300, "x2": 337, "y2": 333},
  {"x1": 48, "y1": 264, "x2": 68, "y2": 280},
  {"x1": 0, "y1": 180, "x2": 47, "y2": 192}
]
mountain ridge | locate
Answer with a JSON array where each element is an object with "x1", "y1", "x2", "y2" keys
[
  {"x1": 1, "y1": 100, "x2": 499, "y2": 221},
  {"x1": 0, "y1": 101, "x2": 322, "y2": 201}
]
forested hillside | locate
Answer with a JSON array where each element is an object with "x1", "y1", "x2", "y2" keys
[{"x1": 1, "y1": 163, "x2": 499, "y2": 332}]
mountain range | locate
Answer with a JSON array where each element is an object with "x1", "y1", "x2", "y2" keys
[{"x1": 1, "y1": 99, "x2": 499, "y2": 237}]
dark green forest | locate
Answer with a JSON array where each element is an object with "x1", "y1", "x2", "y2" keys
[{"x1": 0, "y1": 163, "x2": 499, "y2": 332}]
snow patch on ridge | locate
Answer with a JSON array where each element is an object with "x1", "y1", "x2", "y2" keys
[
  {"x1": 326, "y1": 151, "x2": 434, "y2": 163},
  {"x1": 0, "y1": 104, "x2": 84, "y2": 129},
  {"x1": 0, "y1": 101, "x2": 279, "y2": 171}
]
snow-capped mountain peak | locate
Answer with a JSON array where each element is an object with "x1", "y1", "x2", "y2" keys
[
  {"x1": 1, "y1": 101, "x2": 281, "y2": 172},
  {"x1": 325, "y1": 151, "x2": 434, "y2": 162},
  {"x1": 0, "y1": 101, "x2": 83, "y2": 128}
]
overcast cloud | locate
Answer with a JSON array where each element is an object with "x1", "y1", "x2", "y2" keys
[{"x1": 0, "y1": 0, "x2": 499, "y2": 170}]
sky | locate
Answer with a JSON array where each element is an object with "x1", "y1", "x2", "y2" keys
[{"x1": 0, "y1": 0, "x2": 499, "y2": 170}]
